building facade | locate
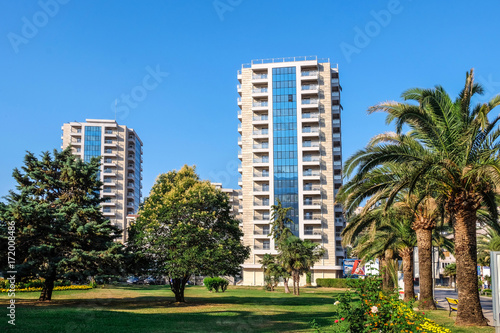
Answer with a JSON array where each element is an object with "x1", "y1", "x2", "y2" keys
[
  {"x1": 237, "y1": 56, "x2": 345, "y2": 285},
  {"x1": 212, "y1": 182, "x2": 242, "y2": 224},
  {"x1": 61, "y1": 119, "x2": 143, "y2": 242}
]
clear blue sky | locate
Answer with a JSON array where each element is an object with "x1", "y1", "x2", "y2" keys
[{"x1": 1, "y1": 1, "x2": 500, "y2": 199}]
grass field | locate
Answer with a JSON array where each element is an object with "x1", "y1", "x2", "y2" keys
[{"x1": 0, "y1": 285, "x2": 495, "y2": 332}]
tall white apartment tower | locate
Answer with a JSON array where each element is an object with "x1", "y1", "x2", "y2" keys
[
  {"x1": 237, "y1": 56, "x2": 345, "y2": 285},
  {"x1": 61, "y1": 119, "x2": 143, "y2": 242}
]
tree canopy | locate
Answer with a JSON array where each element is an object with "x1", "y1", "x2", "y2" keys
[{"x1": 129, "y1": 165, "x2": 249, "y2": 302}]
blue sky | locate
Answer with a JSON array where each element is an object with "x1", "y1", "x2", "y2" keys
[{"x1": 1, "y1": 1, "x2": 500, "y2": 199}]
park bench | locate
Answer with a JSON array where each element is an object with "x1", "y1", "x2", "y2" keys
[{"x1": 445, "y1": 297, "x2": 458, "y2": 316}]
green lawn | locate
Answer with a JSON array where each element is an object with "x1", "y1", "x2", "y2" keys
[{"x1": 0, "y1": 285, "x2": 494, "y2": 332}]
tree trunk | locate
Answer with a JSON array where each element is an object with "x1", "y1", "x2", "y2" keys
[
  {"x1": 296, "y1": 274, "x2": 300, "y2": 296},
  {"x1": 383, "y1": 249, "x2": 395, "y2": 292},
  {"x1": 415, "y1": 228, "x2": 436, "y2": 310},
  {"x1": 292, "y1": 273, "x2": 297, "y2": 295},
  {"x1": 454, "y1": 207, "x2": 488, "y2": 326},
  {"x1": 284, "y1": 277, "x2": 290, "y2": 293},
  {"x1": 39, "y1": 271, "x2": 56, "y2": 301},
  {"x1": 380, "y1": 255, "x2": 387, "y2": 290},
  {"x1": 401, "y1": 247, "x2": 415, "y2": 302},
  {"x1": 170, "y1": 276, "x2": 189, "y2": 303}
]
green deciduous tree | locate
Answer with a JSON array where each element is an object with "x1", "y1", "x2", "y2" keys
[
  {"x1": 129, "y1": 165, "x2": 249, "y2": 302},
  {"x1": 0, "y1": 148, "x2": 122, "y2": 301}
]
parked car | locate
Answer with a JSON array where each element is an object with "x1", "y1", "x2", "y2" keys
[
  {"x1": 126, "y1": 276, "x2": 139, "y2": 284},
  {"x1": 144, "y1": 277, "x2": 156, "y2": 285}
]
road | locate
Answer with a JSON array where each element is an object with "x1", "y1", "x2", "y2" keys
[{"x1": 415, "y1": 286, "x2": 493, "y2": 324}]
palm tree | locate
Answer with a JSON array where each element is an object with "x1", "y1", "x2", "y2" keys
[
  {"x1": 361, "y1": 69, "x2": 500, "y2": 325},
  {"x1": 280, "y1": 235, "x2": 325, "y2": 295},
  {"x1": 339, "y1": 159, "x2": 441, "y2": 309},
  {"x1": 477, "y1": 227, "x2": 500, "y2": 267}
]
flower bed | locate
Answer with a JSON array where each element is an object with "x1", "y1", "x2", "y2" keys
[
  {"x1": 313, "y1": 277, "x2": 451, "y2": 332},
  {"x1": 1, "y1": 285, "x2": 92, "y2": 293}
]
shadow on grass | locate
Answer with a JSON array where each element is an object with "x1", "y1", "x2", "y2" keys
[{"x1": 5, "y1": 307, "x2": 336, "y2": 333}]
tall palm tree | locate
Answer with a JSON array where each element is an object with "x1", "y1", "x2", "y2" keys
[
  {"x1": 358, "y1": 69, "x2": 500, "y2": 326},
  {"x1": 477, "y1": 227, "x2": 500, "y2": 267},
  {"x1": 339, "y1": 159, "x2": 441, "y2": 309}
]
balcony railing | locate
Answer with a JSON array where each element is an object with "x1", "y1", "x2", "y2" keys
[
  {"x1": 252, "y1": 88, "x2": 268, "y2": 93},
  {"x1": 304, "y1": 215, "x2": 321, "y2": 220},
  {"x1": 254, "y1": 230, "x2": 270, "y2": 235},
  {"x1": 237, "y1": 110, "x2": 242, "y2": 116},
  {"x1": 254, "y1": 215, "x2": 270, "y2": 220},
  {"x1": 302, "y1": 113, "x2": 319, "y2": 119},
  {"x1": 253, "y1": 115, "x2": 269, "y2": 121},
  {"x1": 252, "y1": 74, "x2": 268, "y2": 80},
  {"x1": 304, "y1": 185, "x2": 321, "y2": 191},
  {"x1": 304, "y1": 230, "x2": 321, "y2": 235},
  {"x1": 254, "y1": 200, "x2": 270, "y2": 206},
  {"x1": 254, "y1": 172, "x2": 270, "y2": 177},
  {"x1": 304, "y1": 201, "x2": 322, "y2": 206},
  {"x1": 303, "y1": 170, "x2": 321, "y2": 176},
  {"x1": 253, "y1": 129, "x2": 269, "y2": 135},
  {"x1": 253, "y1": 101, "x2": 268, "y2": 107},
  {"x1": 301, "y1": 71, "x2": 318, "y2": 77},
  {"x1": 253, "y1": 157, "x2": 269, "y2": 163},
  {"x1": 303, "y1": 141, "x2": 320, "y2": 148},
  {"x1": 302, "y1": 127, "x2": 319, "y2": 133},
  {"x1": 254, "y1": 186, "x2": 270, "y2": 192},
  {"x1": 301, "y1": 85, "x2": 319, "y2": 90},
  {"x1": 254, "y1": 245, "x2": 271, "y2": 250},
  {"x1": 302, "y1": 99, "x2": 319, "y2": 105},
  {"x1": 253, "y1": 143, "x2": 269, "y2": 149},
  {"x1": 303, "y1": 156, "x2": 320, "y2": 162}
]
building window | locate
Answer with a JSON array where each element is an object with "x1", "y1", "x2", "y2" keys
[
  {"x1": 76, "y1": 148, "x2": 81, "y2": 153},
  {"x1": 272, "y1": 66, "x2": 299, "y2": 236}
]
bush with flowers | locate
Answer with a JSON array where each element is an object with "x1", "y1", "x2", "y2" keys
[{"x1": 312, "y1": 276, "x2": 452, "y2": 332}]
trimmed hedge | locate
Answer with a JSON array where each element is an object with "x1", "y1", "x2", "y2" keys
[
  {"x1": 203, "y1": 277, "x2": 229, "y2": 292},
  {"x1": 0, "y1": 279, "x2": 71, "y2": 289},
  {"x1": 315, "y1": 278, "x2": 351, "y2": 288}
]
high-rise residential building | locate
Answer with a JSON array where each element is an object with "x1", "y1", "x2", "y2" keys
[
  {"x1": 212, "y1": 183, "x2": 242, "y2": 224},
  {"x1": 237, "y1": 56, "x2": 345, "y2": 285},
  {"x1": 61, "y1": 119, "x2": 143, "y2": 242}
]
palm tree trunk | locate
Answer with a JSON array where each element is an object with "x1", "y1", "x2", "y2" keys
[
  {"x1": 454, "y1": 207, "x2": 488, "y2": 326},
  {"x1": 296, "y1": 274, "x2": 301, "y2": 296},
  {"x1": 415, "y1": 228, "x2": 436, "y2": 310},
  {"x1": 384, "y1": 249, "x2": 395, "y2": 292},
  {"x1": 284, "y1": 277, "x2": 290, "y2": 293},
  {"x1": 401, "y1": 247, "x2": 415, "y2": 302},
  {"x1": 380, "y1": 255, "x2": 387, "y2": 290}
]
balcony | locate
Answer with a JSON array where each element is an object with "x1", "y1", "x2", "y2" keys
[
  {"x1": 252, "y1": 101, "x2": 269, "y2": 110},
  {"x1": 332, "y1": 78, "x2": 339, "y2": 85},
  {"x1": 237, "y1": 69, "x2": 242, "y2": 81},
  {"x1": 303, "y1": 185, "x2": 321, "y2": 194},
  {"x1": 103, "y1": 150, "x2": 117, "y2": 157},
  {"x1": 303, "y1": 216, "x2": 322, "y2": 225},
  {"x1": 302, "y1": 99, "x2": 319, "y2": 108},
  {"x1": 127, "y1": 182, "x2": 135, "y2": 189},
  {"x1": 253, "y1": 171, "x2": 270, "y2": 180},
  {"x1": 253, "y1": 185, "x2": 270, "y2": 194},
  {"x1": 332, "y1": 133, "x2": 341, "y2": 140},
  {"x1": 237, "y1": 84, "x2": 242, "y2": 94},
  {"x1": 253, "y1": 215, "x2": 270, "y2": 223},
  {"x1": 253, "y1": 143, "x2": 269, "y2": 150},
  {"x1": 253, "y1": 115, "x2": 269, "y2": 123},
  {"x1": 303, "y1": 170, "x2": 321, "y2": 179},
  {"x1": 332, "y1": 118, "x2": 341, "y2": 126},
  {"x1": 238, "y1": 138, "x2": 242, "y2": 147},
  {"x1": 301, "y1": 85, "x2": 319, "y2": 93},
  {"x1": 252, "y1": 87, "x2": 268, "y2": 96},
  {"x1": 254, "y1": 229, "x2": 270, "y2": 236},
  {"x1": 238, "y1": 149, "x2": 242, "y2": 160},
  {"x1": 252, "y1": 74, "x2": 268, "y2": 81},
  {"x1": 303, "y1": 155, "x2": 320, "y2": 164},
  {"x1": 333, "y1": 161, "x2": 342, "y2": 168},
  {"x1": 237, "y1": 97, "x2": 242, "y2": 106},
  {"x1": 302, "y1": 141, "x2": 320, "y2": 151},
  {"x1": 71, "y1": 139, "x2": 82, "y2": 145},
  {"x1": 335, "y1": 218, "x2": 344, "y2": 226},
  {"x1": 70, "y1": 130, "x2": 82, "y2": 136},
  {"x1": 303, "y1": 200, "x2": 322, "y2": 209},
  {"x1": 302, "y1": 127, "x2": 320, "y2": 136},
  {"x1": 332, "y1": 105, "x2": 341, "y2": 114},
  {"x1": 237, "y1": 109, "x2": 242, "y2": 120},
  {"x1": 254, "y1": 200, "x2": 270, "y2": 209},
  {"x1": 301, "y1": 71, "x2": 319, "y2": 78},
  {"x1": 104, "y1": 130, "x2": 117, "y2": 138},
  {"x1": 238, "y1": 123, "x2": 242, "y2": 133},
  {"x1": 332, "y1": 91, "x2": 340, "y2": 99},
  {"x1": 304, "y1": 230, "x2": 322, "y2": 240},
  {"x1": 302, "y1": 113, "x2": 319, "y2": 122},
  {"x1": 253, "y1": 129, "x2": 269, "y2": 137}
]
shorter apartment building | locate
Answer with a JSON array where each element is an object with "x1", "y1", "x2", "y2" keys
[{"x1": 61, "y1": 119, "x2": 143, "y2": 242}]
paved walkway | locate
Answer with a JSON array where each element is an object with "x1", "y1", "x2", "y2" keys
[{"x1": 416, "y1": 287, "x2": 493, "y2": 324}]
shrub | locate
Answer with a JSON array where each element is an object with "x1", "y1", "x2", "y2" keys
[
  {"x1": 203, "y1": 277, "x2": 229, "y2": 292},
  {"x1": 315, "y1": 278, "x2": 351, "y2": 288}
]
